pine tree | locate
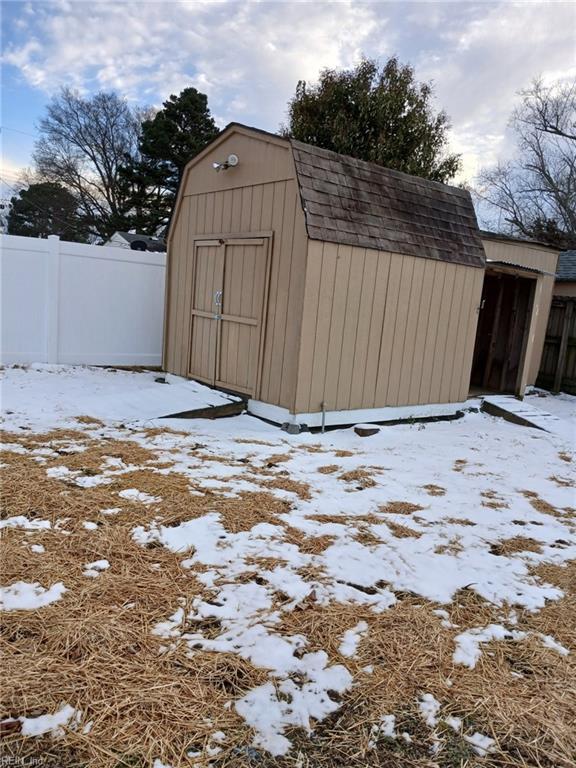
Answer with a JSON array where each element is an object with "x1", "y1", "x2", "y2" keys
[
  {"x1": 7, "y1": 182, "x2": 88, "y2": 241},
  {"x1": 122, "y1": 87, "x2": 219, "y2": 233}
]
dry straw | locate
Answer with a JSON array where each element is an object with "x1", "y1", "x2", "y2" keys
[{"x1": 1, "y1": 427, "x2": 575, "y2": 767}]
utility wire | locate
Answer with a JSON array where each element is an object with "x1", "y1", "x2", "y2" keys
[{"x1": 0, "y1": 125, "x2": 39, "y2": 139}]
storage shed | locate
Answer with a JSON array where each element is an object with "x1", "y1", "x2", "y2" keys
[{"x1": 165, "y1": 124, "x2": 558, "y2": 428}]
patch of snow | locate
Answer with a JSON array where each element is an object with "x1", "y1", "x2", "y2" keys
[
  {"x1": 0, "y1": 581, "x2": 67, "y2": 611},
  {"x1": 101, "y1": 507, "x2": 122, "y2": 515},
  {"x1": 538, "y1": 633, "x2": 569, "y2": 656},
  {"x1": 453, "y1": 624, "x2": 527, "y2": 668},
  {"x1": 444, "y1": 715, "x2": 462, "y2": 731},
  {"x1": 433, "y1": 608, "x2": 457, "y2": 628},
  {"x1": 0, "y1": 442, "x2": 27, "y2": 454},
  {"x1": 0, "y1": 516, "x2": 51, "y2": 531},
  {"x1": 418, "y1": 693, "x2": 441, "y2": 727},
  {"x1": 464, "y1": 731, "x2": 496, "y2": 756},
  {"x1": 119, "y1": 488, "x2": 161, "y2": 505},
  {"x1": 369, "y1": 714, "x2": 396, "y2": 747},
  {"x1": 339, "y1": 620, "x2": 368, "y2": 657},
  {"x1": 19, "y1": 704, "x2": 81, "y2": 737},
  {"x1": 83, "y1": 559, "x2": 110, "y2": 578},
  {"x1": 30, "y1": 544, "x2": 45, "y2": 554},
  {"x1": 75, "y1": 474, "x2": 113, "y2": 488},
  {"x1": 82, "y1": 521, "x2": 98, "y2": 531},
  {"x1": 47, "y1": 466, "x2": 76, "y2": 480},
  {"x1": 236, "y1": 662, "x2": 352, "y2": 756}
]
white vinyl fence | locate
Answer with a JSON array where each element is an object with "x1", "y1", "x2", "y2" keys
[{"x1": 0, "y1": 234, "x2": 166, "y2": 366}]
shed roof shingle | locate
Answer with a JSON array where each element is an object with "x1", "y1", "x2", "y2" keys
[
  {"x1": 557, "y1": 250, "x2": 576, "y2": 281},
  {"x1": 291, "y1": 140, "x2": 486, "y2": 268}
]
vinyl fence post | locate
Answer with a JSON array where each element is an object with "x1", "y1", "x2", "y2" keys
[{"x1": 45, "y1": 235, "x2": 61, "y2": 364}]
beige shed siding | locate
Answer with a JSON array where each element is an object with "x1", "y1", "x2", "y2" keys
[
  {"x1": 295, "y1": 241, "x2": 483, "y2": 413},
  {"x1": 165, "y1": 131, "x2": 308, "y2": 410},
  {"x1": 554, "y1": 282, "x2": 576, "y2": 298},
  {"x1": 481, "y1": 239, "x2": 559, "y2": 386}
]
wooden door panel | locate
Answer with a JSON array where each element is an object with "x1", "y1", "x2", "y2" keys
[
  {"x1": 189, "y1": 316, "x2": 217, "y2": 383},
  {"x1": 188, "y1": 244, "x2": 223, "y2": 383},
  {"x1": 216, "y1": 240, "x2": 269, "y2": 395}
]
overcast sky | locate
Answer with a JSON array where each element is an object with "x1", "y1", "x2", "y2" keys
[{"x1": 1, "y1": 0, "x2": 575, "y2": 198}]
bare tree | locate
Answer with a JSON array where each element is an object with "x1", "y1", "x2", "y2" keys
[
  {"x1": 476, "y1": 77, "x2": 575, "y2": 248},
  {"x1": 33, "y1": 88, "x2": 145, "y2": 239}
]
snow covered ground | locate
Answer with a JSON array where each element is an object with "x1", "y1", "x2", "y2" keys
[
  {"x1": 1, "y1": 363, "x2": 239, "y2": 428},
  {"x1": 1, "y1": 365, "x2": 575, "y2": 767}
]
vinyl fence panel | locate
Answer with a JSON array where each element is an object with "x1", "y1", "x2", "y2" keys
[{"x1": 1, "y1": 234, "x2": 166, "y2": 366}]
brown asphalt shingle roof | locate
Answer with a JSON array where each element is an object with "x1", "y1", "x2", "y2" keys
[{"x1": 291, "y1": 140, "x2": 486, "y2": 269}]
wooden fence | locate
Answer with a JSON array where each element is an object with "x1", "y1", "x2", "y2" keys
[{"x1": 536, "y1": 296, "x2": 576, "y2": 394}]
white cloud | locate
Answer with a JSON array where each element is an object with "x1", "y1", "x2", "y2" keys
[{"x1": 2, "y1": 0, "x2": 575, "y2": 182}]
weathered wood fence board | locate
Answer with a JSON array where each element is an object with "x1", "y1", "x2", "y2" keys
[{"x1": 536, "y1": 296, "x2": 576, "y2": 394}]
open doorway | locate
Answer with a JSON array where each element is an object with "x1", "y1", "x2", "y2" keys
[{"x1": 470, "y1": 270, "x2": 535, "y2": 396}]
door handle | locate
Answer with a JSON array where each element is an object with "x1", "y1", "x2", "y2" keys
[{"x1": 213, "y1": 290, "x2": 223, "y2": 319}]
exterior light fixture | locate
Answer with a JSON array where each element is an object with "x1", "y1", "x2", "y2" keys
[{"x1": 212, "y1": 154, "x2": 239, "y2": 172}]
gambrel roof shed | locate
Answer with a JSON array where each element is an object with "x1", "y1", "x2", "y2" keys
[{"x1": 165, "y1": 124, "x2": 556, "y2": 428}]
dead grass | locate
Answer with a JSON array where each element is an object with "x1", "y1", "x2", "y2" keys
[
  {"x1": 265, "y1": 453, "x2": 293, "y2": 466},
  {"x1": 379, "y1": 501, "x2": 424, "y2": 515},
  {"x1": 259, "y1": 477, "x2": 311, "y2": 500},
  {"x1": 317, "y1": 464, "x2": 339, "y2": 474},
  {"x1": 385, "y1": 521, "x2": 422, "y2": 539},
  {"x1": 435, "y1": 536, "x2": 464, "y2": 554},
  {"x1": 453, "y1": 459, "x2": 467, "y2": 472},
  {"x1": 2, "y1": 428, "x2": 576, "y2": 768},
  {"x1": 354, "y1": 527, "x2": 383, "y2": 546},
  {"x1": 549, "y1": 474, "x2": 575, "y2": 488},
  {"x1": 444, "y1": 517, "x2": 477, "y2": 527},
  {"x1": 490, "y1": 536, "x2": 543, "y2": 556},
  {"x1": 481, "y1": 489, "x2": 509, "y2": 510},
  {"x1": 558, "y1": 451, "x2": 572, "y2": 463},
  {"x1": 421, "y1": 483, "x2": 446, "y2": 496},
  {"x1": 0, "y1": 521, "x2": 261, "y2": 767},
  {"x1": 520, "y1": 490, "x2": 563, "y2": 519},
  {"x1": 74, "y1": 415, "x2": 105, "y2": 427},
  {"x1": 338, "y1": 468, "x2": 377, "y2": 489}
]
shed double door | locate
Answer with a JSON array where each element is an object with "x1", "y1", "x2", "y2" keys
[{"x1": 188, "y1": 236, "x2": 270, "y2": 396}]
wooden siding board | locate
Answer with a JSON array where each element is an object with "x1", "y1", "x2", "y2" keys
[
  {"x1": 428, "y1": 265, "x2": 457, "y2": 403},
  {"x1": 174, "y1": 196, "x2": 191, "y2": 375},
  {"x1": 323, "y1": 244, "x2": 353, "y2": 411},
  {"x1": 374, "y1": 254, "x2": 403, "y2": 406},
  {"x1": 439, "y1": 266, "x2": 466, "y2": 402},
  {"x1": 449, "y1": 269, "x2": 475, "y2": 401},
  {"x1": 363, "y1": 252, "x2": 391, "y2": 407},
  {"x1": 267, "y1": 182, "x2": 296, "y2": 406},
  {"x1": 308, "y1": 244, "x2": 338, "y2": 411},
  {"x1": 408, "y1": 258, "x2": 436, "y2": 404},
  {"x1": 397, "y1": 257, "x2": 425, "y2": 405},
  {"x1": 279, "y1": 198, "x2": 307, "y2": 409},
  {"x1": 337, "y1": 247, "x2": 366, "y2": 410},
  {"x1": 295, "y1": 240, "x2": 323, "y2": 412},
  {"x1": 385, "y1": 256, "x2": 413, "y2": 405},
  {"x1": 260, "y1": 181, "x2": 287, "y2": 403},
  {"x1": 350, "y1": 249, "x2": 379, "y2": 410},
  {"x1": 458, "y1": 268, "x2": 483, "y2": 399}
]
